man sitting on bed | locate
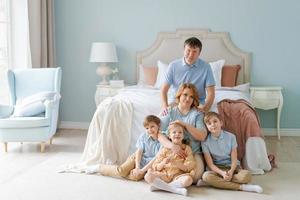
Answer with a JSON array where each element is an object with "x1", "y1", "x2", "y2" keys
[{"x1": 161, "y1": 37, "x2": 215, "y2": 114}]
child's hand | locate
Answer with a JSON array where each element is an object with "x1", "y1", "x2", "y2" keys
[
  {"x1": 163, "y1": 157, "x2": 171, "y2": 165},
  {"x1": 226, "y1": 170, "x2": 234, "y2": 180},
  {"x1": 132, "y1": 168, "x2": 144, "y2": 177},
  {"x1": 221, "y1": 171, "x2": 231, "y2": 181},
  {"x1": 227, "y1": 169, "x2": 234, "y2": 177}
]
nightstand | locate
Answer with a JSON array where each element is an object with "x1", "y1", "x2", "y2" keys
[
  {"x1": 95, "y1": 84, "x2": 125, "y2": 106},
  {"x1": 250, "y1": 86, "x2": 283, "y2": 139}
]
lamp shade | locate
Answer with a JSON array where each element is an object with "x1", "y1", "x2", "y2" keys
[{"x1": 89, "y1": 42, "x2": 118, "y2": 63}]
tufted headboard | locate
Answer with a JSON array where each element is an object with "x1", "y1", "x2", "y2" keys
[{"x1": 136, "y1": 28, "x2": 251, "y2": 85}]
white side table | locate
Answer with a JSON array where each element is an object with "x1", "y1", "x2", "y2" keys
[
  {"x1": 95, "y1": 84, "x2": 125, "y2": 106},
  {"x1": 250, "y1": 86, "x2": 283, "y2": 139}
]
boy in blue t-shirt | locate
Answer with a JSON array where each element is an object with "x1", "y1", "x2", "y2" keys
[
  {"x1": 86, "y1": 115, "x2": 161, "y2": 181},
  {"x1": 200, "y1": 112, "x2": 263, "y2": 193}
]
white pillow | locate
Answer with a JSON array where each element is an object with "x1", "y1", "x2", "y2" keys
[
  {"x1": 13, "y1": 91, "x2": 60, "y2": 117},
  {"x1": 154, "y1": 60, "x2": 169, "y2": 88},
  {"x1": 13, "y1": 101, "x2": 45, "y2": 117},
  {"x1": 138, "y1": 64, "x2": 146, "y2": 85},
  {"x1": 22, "y1": 91, "x2": 58, "y2": 104},
  {"x1": 209, "y1": 59, "x2": 225, "y2": 87},
  {"x1": 216, "y1": 82, "x2": 250, "y2": 92}
]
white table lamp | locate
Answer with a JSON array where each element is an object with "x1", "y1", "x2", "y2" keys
[{"x1": 90, "y1": 42, "x2": 118, "y2": 85}]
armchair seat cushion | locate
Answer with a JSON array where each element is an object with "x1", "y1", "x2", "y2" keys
[{"x1": 0, "y1": 117, "x2": 50, "y2": 128}]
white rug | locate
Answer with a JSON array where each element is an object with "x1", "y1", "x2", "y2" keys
[{"x1": 0, "y1": 132, "x2": 298, "y2": 200}]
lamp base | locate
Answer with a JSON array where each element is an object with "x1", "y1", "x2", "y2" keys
[
  {"x1": 96, "y1": 65, "x2": 112, "y2": 85},
  {"x1": 98, "y1": 79, "x2": 109, "y2": 85}
]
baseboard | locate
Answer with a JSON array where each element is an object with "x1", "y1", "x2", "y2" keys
[
  {"x1": 59, "y1": 121, "x2": 89, "y2": 130},
  {"x1": 262, "y1": 128, "x2": 300, "y2": 137}
]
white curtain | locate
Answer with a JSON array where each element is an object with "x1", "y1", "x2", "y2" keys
[
  {"x1": 0, "y1": 0, "x2": 55, "y2": 104},
  {"x1": 0, "y1": 0, "x2": 31, "y2": 105},
  {"x1": 8, "y1": 0, "x2": 55, "y2": 69},
  {"x1": 10, "y1": 0, "x2": 32, "y2": 68}
]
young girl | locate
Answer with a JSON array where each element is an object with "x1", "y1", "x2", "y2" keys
[
  {"x1": 200, "y1": 112, "x2": 263, "y2": 193},
  {"x1": 144, "y1": 122, "x2": 195, "y2": 196}
]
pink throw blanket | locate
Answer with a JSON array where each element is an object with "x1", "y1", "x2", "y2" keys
[{"x1": 217, "y1": 99, "x2": 262, "y2": 162}]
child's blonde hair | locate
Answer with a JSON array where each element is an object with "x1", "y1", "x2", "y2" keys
[
  {"x1": 143, "y1": 115, "x2": 161, "y2": 127},
  {"x1": 167, "y1": 122, "x2": 185, "y2": 135},
  {"x1": 203, "y1": 112, "x2": 222, "y2": 124},
  {"x1": 167, "y1": 122, "x2": 189, "y2": 144}
]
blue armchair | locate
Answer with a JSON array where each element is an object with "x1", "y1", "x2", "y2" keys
[{"x1": 0, "y1": 67, "x2": 62, "y2": 152}]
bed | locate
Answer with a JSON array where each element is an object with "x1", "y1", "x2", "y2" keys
[{"x1": 78, "y1": 29, "x2": 271, "y2": 175}]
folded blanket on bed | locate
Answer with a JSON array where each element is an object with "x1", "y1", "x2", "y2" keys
[
  {"x1": 217, "y1": 99, "x2": 262, "y2": 161},
  {"x1": 81, "y1": 96, "x2": 133, "y2": 165},
  {"x1": 60, "y1": 96, "x2": 133, "y2": 173}
]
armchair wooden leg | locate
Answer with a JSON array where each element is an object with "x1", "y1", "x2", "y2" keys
[
  {"x1": 49, "y1": 138, "x2": 53, "y2": 145},
  {"x1": 40, "y1": 142, "x2": 45, "y2": 153},
  {"x1": 4, "y1": 142, "x2": 7, "y2": 153}
]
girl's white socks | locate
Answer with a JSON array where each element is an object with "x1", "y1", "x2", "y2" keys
[
  {"x1": 150, "y1": 180, "x2": 183, "y2": 191},
  {"x1": 150, "y1": 178, "x2": 187, "y2": 196},
  {"x1": 169, "y1": 180, "x2": 183, "y2": 188}
]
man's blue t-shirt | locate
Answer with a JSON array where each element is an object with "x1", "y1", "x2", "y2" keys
[{"x1": 165, "y1": 58, "x2": 215, "y2": 104}]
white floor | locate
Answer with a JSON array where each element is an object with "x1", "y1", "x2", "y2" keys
[{"x1": 0, "y1": 129, "x2": 299, "y2": 200}]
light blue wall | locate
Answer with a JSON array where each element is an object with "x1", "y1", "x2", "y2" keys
[{"x1": 54, "y1": 0, "x2": 300, "y2": 128}]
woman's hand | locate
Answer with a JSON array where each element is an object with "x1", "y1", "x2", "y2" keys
[
  {"x1": 170, "y1": 120, "x2": 186, "y2": 128},
  {"x1": 171, "y1": 144, "x2": 187, "y2": 158}
]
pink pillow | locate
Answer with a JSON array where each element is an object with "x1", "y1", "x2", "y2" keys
[
  {"x1": 141, "y1": 66, "x2": 158, "y2": 86},
  {"x1": 221, "y1": 65, "x2": 241, "y2": 87}
]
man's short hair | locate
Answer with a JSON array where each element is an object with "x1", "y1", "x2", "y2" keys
[{"x1": 184, "y1": 37, "x2": 202, "y2": 51}]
